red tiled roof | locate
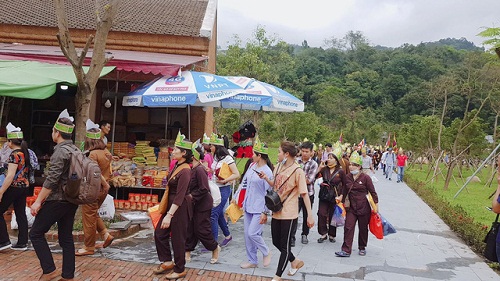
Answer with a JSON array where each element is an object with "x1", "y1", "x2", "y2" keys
[{"x1": 0, "y1": 0, "x2": 213, "y2": 37}]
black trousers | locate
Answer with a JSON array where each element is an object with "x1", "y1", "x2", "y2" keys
[
  {"x1": 29, "y1": 200, "x2": 78, "y2": 279},
  {"x1": 291, "y1": 194, "x2": 314, "y2": 238},
  {"x1": 271, "y1": 218, "x2": 297, "y2": 277},
  {"x1": 317, "y1": 200, "x2": 336, "y2": 237},
  {"x1": 0, "y1": 187, "x2": 28, "y2": 245},
  {"x1": 186, "y1": 208, "x2": 218, "y2": 252},
  {"x1": 154, "y1": 205, "x2": 189, "y2": 274}
]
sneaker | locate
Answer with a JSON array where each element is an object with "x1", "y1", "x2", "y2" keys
[
  {"x1": 221, "y1": 236, "x2": 232, "y2": 247},
  {"x1": 0, "y1": 241, "x2": 11, "y2": 251},
  {"x1": 240, "y1": 262, "x2": 257, "y2": 269},
  {"x1": 359, "y1": 249, "x2": 367, "y2": 256},
  {"x1": 11, "y1": 243, "x2": 27, "y2": 251},
  {"x1": 301, "y1": 235, "x2": 308, "y2": 244},
  {"x1": 290, "y1": 238, "x2": 296, "y2": 247}
]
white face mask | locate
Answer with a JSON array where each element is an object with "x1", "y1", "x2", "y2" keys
[{"x1": 350, "y1": 170, "x2": 360, "y2": 175}]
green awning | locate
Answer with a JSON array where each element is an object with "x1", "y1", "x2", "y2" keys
[{"x1": 0, "y1": 60, "x2": 115, "y2": 99}]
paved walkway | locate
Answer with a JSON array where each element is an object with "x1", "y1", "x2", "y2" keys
[{"x1": 1, "y1": 169, "x2": 499, "y2": 280}]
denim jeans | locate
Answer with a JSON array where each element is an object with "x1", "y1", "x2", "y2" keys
[
  {"x1": 210, "y1": 185, "x2": 231, "y2": 240},
  {"x1": 397, "y1": 166, "x2": 405, "y2": 182}
]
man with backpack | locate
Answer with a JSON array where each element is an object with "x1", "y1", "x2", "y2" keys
[{"x1": 30, "y1": 109, "x2": 79, "y2": 281}]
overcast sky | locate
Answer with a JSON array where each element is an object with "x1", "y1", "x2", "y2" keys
[{"x1": 217, "y1": 0, "x2": 500, "y2": 49}]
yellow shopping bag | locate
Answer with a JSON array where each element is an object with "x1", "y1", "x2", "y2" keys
[{"x1": 225, "y1": 202, "x2": 243, "y2": 224}]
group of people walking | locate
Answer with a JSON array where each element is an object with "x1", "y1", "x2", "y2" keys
[
  {"x1": 0, "y1": 110, "x2": 116, "y2": 281},
  {"x1": 0, "y1": 108, "x2": 386, "y2": 281}
]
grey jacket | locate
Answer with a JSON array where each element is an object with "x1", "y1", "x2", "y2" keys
[{"x1": 43, "y1": 140, "x2": 75, "y2": 201}]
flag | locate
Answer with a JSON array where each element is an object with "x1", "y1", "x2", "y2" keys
[
  {"x1": 393, "y1": 133, "x2": 397, "y2": 148},
  {"x1": 386, "y1": 133, "x2": 391, "y2": 147},
  {"x1": 358, "y1": 138, "x2": 365, "y2": 148},
  {"x1": 339, "y1": 131, "x2": 343, "y2": 143}
]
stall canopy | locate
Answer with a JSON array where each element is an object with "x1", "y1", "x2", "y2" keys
[
  {"x1": 0, "y1": 60, "x2": 115, "y2": 99},
  {"x1": 0, "y1": 43, "x2": 207, "y2": 77}
]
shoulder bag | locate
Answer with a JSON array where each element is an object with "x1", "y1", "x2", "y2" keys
[
  {"x1": 484, "y1": 213, "x2": 499, "y2": 262},
  {"x1": 265, "y1": 165, "x2": 299, "y2": 212},
  {"x1": 319, "y1": 169, "x2": 341, "y2": 202}
]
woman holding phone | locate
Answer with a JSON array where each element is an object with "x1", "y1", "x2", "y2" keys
[{"x1": 234, "y1": 136, "x2": 273, "y2": 269}]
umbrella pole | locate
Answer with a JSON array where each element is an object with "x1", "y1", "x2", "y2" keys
[
  {"x1": 111, "y1": 73, "x2": 119, "y2": 154},
  {"x1": 0, "y1": 96, "x2": 5, "y2": 128},
  {"x1": 164, "y1": 108, "x2": 169, "y2": 139},
  {"x1": 188, "y1": 105, "x2": 191, "y2": 139}
]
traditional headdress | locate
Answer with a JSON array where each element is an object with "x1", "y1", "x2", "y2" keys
[
  {"x1": 192, "y1": 139, "x2": 203, "y2": 160},
  {"x1": 253, "y1": 135, "x2": 268, "y2": 155},
  {"x1": 85, "y1": 119, "x2": 101, "y2": 139},
  {"x1": 349, "y1": 152, "x2": 362, "y2": 166},
  {"x1": 53, "y1": 109, "x2": 75, "y2": 134},
  {"x1": 209, "y1": 133, "x2": 224, "y2": 146},
  {"x1": 175, "y1": 130, "x2": 192, "y2": 149},
  {"x1": 202, "y1": 133, "x2": 211, "y2": 145},
  {"x1": 332, "y1": 142, "x2": 343, "y2": 159},
  {"x1": 6, "y1": 122, "x2": 23, "y2": 139}
]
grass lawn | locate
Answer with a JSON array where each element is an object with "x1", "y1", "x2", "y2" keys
[{"x1": 406, "y1": 163, "x2": 498, "y2": 228}]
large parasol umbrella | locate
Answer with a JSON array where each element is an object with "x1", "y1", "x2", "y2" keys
[
  {"x1": 122, "y1": 71, "x2": 242, "y2": 107},
  {"x1": 211, "y1": 76, "x2": 305, "y2": 112}
]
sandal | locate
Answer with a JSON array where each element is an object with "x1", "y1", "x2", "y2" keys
[
  {"x1": 75, "y1": 248, "x2": 94, "y2": 256},
  {"x1": 335, "y1": 250, "x2": 351, "y2": 257},
  {"x1": 210, "y1": 245, "x2": 221, "y2": 264},
  {"x1": 166, "y1": 270, "x2": 187, "y2": 280},
  {"x1": 153, "y1": 261, "x2": 174, "y2": 274},
  {"x1": 288, "y1": 259, "x2": 304, "y2": 276},
  {"x1": 317, "y1": 235, "x2": 327, "y2": 243}
]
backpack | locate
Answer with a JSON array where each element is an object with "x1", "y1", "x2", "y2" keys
[{"x1": 62, "y1": 144, "x2": 102, "y2": 205}]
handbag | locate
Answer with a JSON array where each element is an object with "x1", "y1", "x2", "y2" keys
[
  {"x1": 318, "y1": 169, "x2": 341, "y2": 202},
  {"x1": 265, "y1": 165, "x2": 299, "y2": 213},
  {"x1": 344, "y1": 183, "x2": 354, "y2": 208},
  {"x1": 208, "y1": 180, "x2": 222, "y2": 208},
  {"x1": 369, "y1": 211, "x2": 384, "y2": 239},
  {"x1": 483, "y1": 213, "x2": 499, "y2": 262}
]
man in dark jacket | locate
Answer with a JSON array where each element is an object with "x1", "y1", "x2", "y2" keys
[{"x1": 30, "y1": 110, "x2": 79, "y2": 281}]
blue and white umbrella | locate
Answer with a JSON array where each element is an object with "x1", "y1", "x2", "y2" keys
[
  {"x1": 122, "y1": 71, "x2": 242, "y2": 107},
  {"x1": 211, "y1": 76, "x2": 304, "y2": 112}
]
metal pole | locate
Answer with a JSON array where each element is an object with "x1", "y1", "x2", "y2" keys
[
  {"x1": 454, "y1": 142, "x2": 500, "y2": 199},
  {"x1": 111, "y1": 73, "x2": 119, "y2": 154},
  {"x1": 164, "y1": 108, "x2": 169, "y2": 139},
  {"x1": 188, "y1": 105, "x2": 191, "y2": 140},
  {"x1": 0, "y1": 96, "x2": 5, "y2": 128}
]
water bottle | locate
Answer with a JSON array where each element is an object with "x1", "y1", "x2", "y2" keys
[{"x1": 161, "y1": 176, "x2": 167, "y2": 188}]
